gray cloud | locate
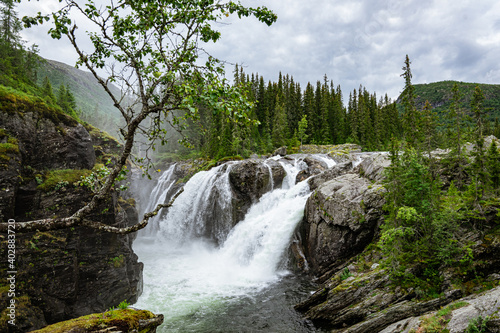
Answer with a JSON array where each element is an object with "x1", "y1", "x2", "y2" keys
[{"x1": 16, "y1": 0, "x2": 500, "y2": 101}]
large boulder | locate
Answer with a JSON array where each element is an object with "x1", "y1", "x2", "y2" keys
[
  {"x1": 300, "y1": 173, "x2": 385, "y2": 280},
  {"x1": 229, "y1": 159, "x2": 285, "y2": 223},
  {"x1": 355, "y1": 152, "x2": 390, "y2": 182}
]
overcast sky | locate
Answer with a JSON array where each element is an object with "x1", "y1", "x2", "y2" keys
[{"x1": 16, "y1": 0, "x2": 500, "y2": 101}]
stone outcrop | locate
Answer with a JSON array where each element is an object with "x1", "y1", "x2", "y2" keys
[
  {"x1": 294, "y1": 146, "x2": 500, "y2": 332},
  {"x1": 300, "y1": 172, "x2": 385, "y2": 280},
  {"x1": 296, "y1": 156, "x2": 329, "y2": 183},
  {"x1": 229, "y1": 159, "x2": 285, "y2": 223},
  {"x1": 381, "y1": 287, "x2": 500, "y2": 333},
  {"x1": 0, "y1": 98, "x2": 143, "y2": 332},
  {"x1": 0, "y1": 108, "x2": 95, "y2": 171}
]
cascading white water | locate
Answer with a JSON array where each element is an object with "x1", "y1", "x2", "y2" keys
[
  {"x1": 158, "y1": 163, "x2": 234, "y2": 244},
  {"x1": 263, "y1": 162, "x2": 274, "y2": 191},
  {"x1": 140, "y1": 164, "x2": 177, "y2": 235},
  {"x1": 133, "y1": 158, "x2": 317, "y2": 332},
  {"x1": 316, "y1": 154, "x2": 337, "y2": 168}
]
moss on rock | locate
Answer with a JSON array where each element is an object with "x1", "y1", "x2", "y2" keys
[{"x1": 31, "y1": 308, "x2": 159, "y2": 333}]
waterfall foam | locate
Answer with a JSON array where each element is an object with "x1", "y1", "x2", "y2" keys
[{"x1": 133, "y1": 157, "x2": 317, "y2": 332}]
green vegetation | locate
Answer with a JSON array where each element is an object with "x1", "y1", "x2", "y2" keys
[
  {"x1": 0, "y1": 140, "x2": 19, "y2": 162},
  {"x1": 30, "y1": 308, "x2": 156, "y2": 333},
  {"x1": 37, "y1": 169, "x2": 92, "y2": 192},
  {"x1": 175, "y1": 66, "x2": 401, "y2": 159},
  {"x1": 465, "y1": 315, "x2": 490, "y2": 333},
  {"x1": 413, "y1": 302, "x2": 469, "y2": 333},
  {"x1": 414, "y1": 81, "x2": 500, "y2": 123},
  {"x1": 117, "y1": 300, "x2": 130, "y2": 310},
  {"x1": 378, "y1": 56, "x2": 500, "y2": 299},
  {"x1": 0, "y1": 84, "x2": 79, "y2": 127},
  {"x1": 340, "y1": 267, "x2": 352, "y2": 281},
  {"x1": 109, "y1": 255, "x2": 125, "y2": 268}
]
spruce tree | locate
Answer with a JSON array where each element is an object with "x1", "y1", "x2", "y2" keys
[
  {"x1": 446, "y1": 82, "x2": 468, "y2": 187},
  {"x1": 41, "y1": 76, "x2": 56, "y2": 102},
  {"x1": 272, "y1": 97, "x2": 288, "y2": 148},
  {"x1": 400, "y1": 55, "x2": 421, "y2": 149},
  {"x1": 486, "y1": 141, "x2": 500, "y2": 195},
  {"x1": 470, "y1": 85, "x2": 488, "y2": 200},
  {"x1": 298, "y1": 115, "x2": 308, "y2": 149}
]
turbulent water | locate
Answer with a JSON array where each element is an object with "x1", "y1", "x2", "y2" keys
[{"x1": 133, "y1": 157, "x2": 325, "y2": 332}]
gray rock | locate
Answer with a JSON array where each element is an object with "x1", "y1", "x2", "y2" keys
[
  {"x1": 447, "y1": 287, "x2": 500, "y2": 333},
  {"x1": 355, "y1": 152, "x2": 390, "y2": 182},
  {"x1": 296, "y1": 155, "x2": 330, "y2": 183},
  {"x1": 272, "y1": 146, "x2": 287, "y2": 156},
  {"x1": 301, "y1": 173, "x2": 385, "y2": 278},
  {"x1": 307, "y1": 161, "x2": 353, "y2": 191}
]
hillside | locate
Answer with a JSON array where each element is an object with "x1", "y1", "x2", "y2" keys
[
  {"x1": 411, "y1": 80, "x2": 500, "y2": 121},
  {"x1": 36, "y1": 59, "x2": 124, "y2": 137}
]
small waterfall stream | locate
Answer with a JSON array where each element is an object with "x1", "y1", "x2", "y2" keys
[{"x1": 133, "y1": 157, "x2": 326, "y2": 332}]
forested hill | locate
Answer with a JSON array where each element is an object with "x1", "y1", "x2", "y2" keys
[
  {"x1": 37, "y1": 59, "x2": 123, "y2": 136},
  {"x1": 410, "y1": 81, "x2": 500, "y2": 121}
]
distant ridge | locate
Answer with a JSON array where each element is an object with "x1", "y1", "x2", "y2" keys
[{"x1": 405, "y1": 80, "x2": 500, "y2": 121}]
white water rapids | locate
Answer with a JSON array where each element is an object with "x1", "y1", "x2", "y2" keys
[{"x1": 133, "y1": 158, "x2": 323, "y2": 332}]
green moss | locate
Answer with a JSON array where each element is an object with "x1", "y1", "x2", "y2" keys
[
  {"x1": 0, "y1": 84, "x2": 79, "y2": 126},
  {"x1": 0, "y1": 129, "x2": 20, "y2": 162},
  {"x1": 0, "y1": 142, "x2": 19, "y2": 161},
  {"x1": 118, "y1": 196, "x2": 136, "y2": 207},
  {"x1": 37, "y1": 169, "x2": 92, "y2": 192},
  {"x1": 31, "y1": 309, "x2": 156, "y2": 333}
]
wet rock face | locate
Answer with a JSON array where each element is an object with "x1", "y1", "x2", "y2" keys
[
  {"x1": 0, "y1": 192, "x2": 143, "y2": 332},
  {"x1": 295, "y1": 156, "x2": 329, "y2": 183},
  {"x1": 229, "y1": 159, "x2": 285, "y2": 223},
  {"x1": 302, "y1": 173, "x2": 385, "y2": 280}
]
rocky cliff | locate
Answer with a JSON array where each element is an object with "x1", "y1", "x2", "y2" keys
[
  {"x1": 0, "y1": 92, "x2": 144, "y2": 332},
  {"x1": 292, "y1": 147, "x2": 500, "y2": 333}
]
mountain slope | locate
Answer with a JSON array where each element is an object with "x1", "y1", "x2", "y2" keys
[
  {"x1": 411, "y1": 80, "x2": 500, "y2": 121},
  {"x1": 36, "y1": 59, "x2": 124, "y2": 137}
]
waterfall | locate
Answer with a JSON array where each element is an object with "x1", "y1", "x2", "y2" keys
[
  {"x1": 316, "y1": 154, "x2": 337, "y2": 168},
  {"x1": 263, "y1": 162, "x2": 274, "y2": 191},
  {"x1": 158, "y1": 163, "x2": 235, "y2": 244},
  {"x1": 133, "y1": 157, "x2": 316, "y2": 332},
  {"x1": 140, "y1": 164, "x2": 178, "y2": 235}
]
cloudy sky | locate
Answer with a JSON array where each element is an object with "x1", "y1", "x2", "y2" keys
[{"x1": 16, "y1": 0, "x2": 500, "y2": 100}]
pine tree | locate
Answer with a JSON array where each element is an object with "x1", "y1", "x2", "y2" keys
[
  {"x1": 0, "y1": 0, "x2": 38, "y2": 83},
  {"x1": 421, "y1": 100, "x2": 438, "y2": 157},
  {"x1": 400, "y1": 55, "x2": 421, "y2": 149},
  {"x1": 303, "y1": 83, "x2": 315, "y2": 141},
  {"x1": 486, "y1": 140, "x2": 500, "y2": 195},
  {"x1": 272, "y1": 97, "x2": 288, "y2": 148},
  {"x1": 446, "y1": 82, "x2": 468, "y2": 187},
  {"x1": 470, "y1": 85, "x2": 488, "y2": 200},
  {"x1": 41, "y1": 76, "x2": 56, "y2": 102},
  {"x1": 471, "y1": 85, "x2": 485, "y2": 139}
]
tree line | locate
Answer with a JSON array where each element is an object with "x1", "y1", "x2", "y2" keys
[
  {"x1": 181, "y1": 61, "x2": 500, "y2": 160},
  {"x1": 179, "y1": 65, "x2": 402, "y2": 159}
]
